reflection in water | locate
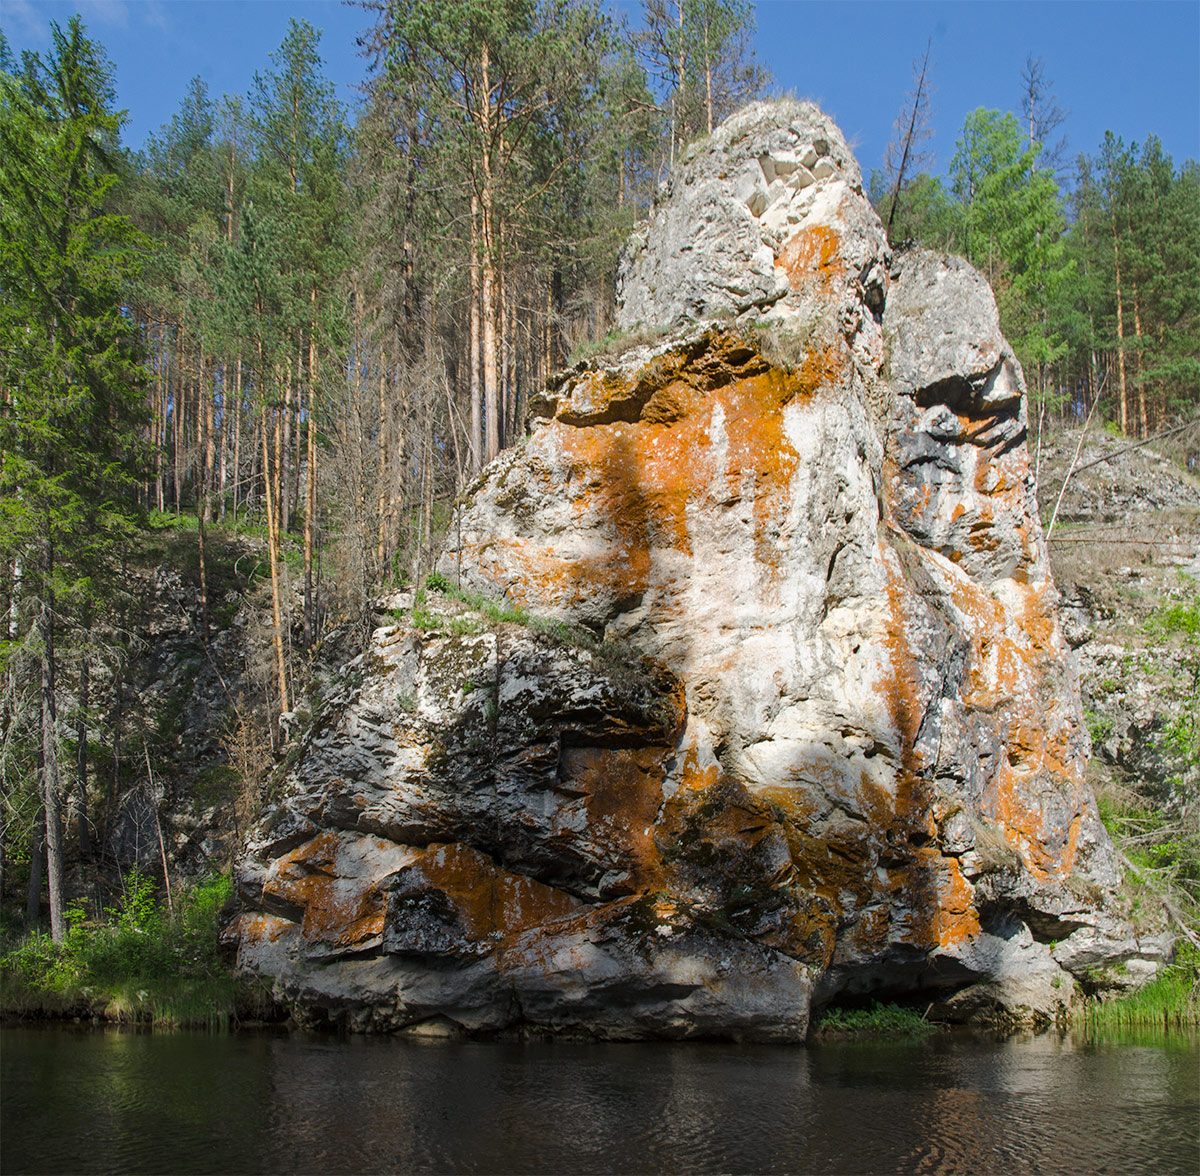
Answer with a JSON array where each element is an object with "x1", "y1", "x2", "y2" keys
[{"x1": 2, "y1": 1026, "x2": 1197, "y2": 1174}]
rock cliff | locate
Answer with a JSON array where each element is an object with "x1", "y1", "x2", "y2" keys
[{"x1": 227, "y1": 101, "x2": 1165, "y2": 1038}]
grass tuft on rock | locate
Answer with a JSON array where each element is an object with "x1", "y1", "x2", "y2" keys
[{"x1": 812, "y1": 1000, "x2": 942, "y2": 1038}]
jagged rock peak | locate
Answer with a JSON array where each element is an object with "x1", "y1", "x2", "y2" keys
[{"x1": 616, "y1": 99, "x2": 887, "y2": 336}]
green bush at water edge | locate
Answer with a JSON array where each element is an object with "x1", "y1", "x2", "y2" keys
[{"x1": 0, "y1": 872, "x2": 257, "y2": 1028}]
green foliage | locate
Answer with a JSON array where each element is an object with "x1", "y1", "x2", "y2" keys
[
  {"x1": 421, "y1": 576, "x2": 530, "y2": 626},
  {"x1": 0, "y1": 15, "x2": 152, "y2": 942},
  {"x1": 0, "y1": 19, "x2": 150, "y2": 590},
  {"x1": 638, "y1": 0, "x2": 767, "y2": 143},
  {"x1": 1084, "y1": 944, "x2": 1199, "y2": 1029},
  {"x1": 1143, "y1": 587, "x2": 1200, "y2": 769},
  {"x1": 949, "y1": 108, "x2": 1073, "y2": 393},
  {"x1": 1146, "y1": 597, "x2": 1200, "y2": 643},
  {"x1": 868, "y1": 169, "x2": 962, "y2": 252},
  {"x1": 882, "y1": 92, "x2": 1198, "y2": 435},
  {"x1": 1085, "y1": 707, "x2": 1114, "y2": 745},
  {"x1": 410, "y1": 607, "x2": 440, "y2": 632},
  {"x1": 813, "y1": 1000, "x2": 941, "y2": 1038},
  {"x1": 0, "y1": 872, "x2": 240, "y2": 1027}
]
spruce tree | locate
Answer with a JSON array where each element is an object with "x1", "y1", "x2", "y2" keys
[{"x1": 0, "y1": 19, "x2": 148, "y2": 941}]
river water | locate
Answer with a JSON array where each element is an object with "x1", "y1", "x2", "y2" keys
[{"x1": 2, "y1": 1025, "x2": 1196, "y2": 1174}]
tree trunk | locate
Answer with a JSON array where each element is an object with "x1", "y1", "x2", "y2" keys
[
  {"x1": 703, "y1": 10, "x2": 713, "y2": 135},
  {"x1": 232, "y1": 359, "x2": 243, "y2": 523},
  {"x1": 197, "y1": 509, "x2": 210, "y2": 639},
  {"x1": 480, "y1": 41, "x2": 501, "y2": 466},
  {"x1": 247, "y1": 404, "x2": 261, "y2": 518},
  {"x1": 74, "y1": 646, "x2": 92, "y2": 857},
  {"x1": 261, "y1": 402, "x2": 290, "y2": 734},
  {"x1": 25, "y1": 814, "x2": 43, "y2": 928},
  {"x1": 304, "y1": 297, "x2": 318, "y2": 648},
  {"x1": 38, "y1": 570, "x2": 66, "y2": 944},
  {"x1": 1110, "y1": 194, "x2": 1128, "y2": 433},
  {"x1": 469, "y1": 195, "x2": 483, "y2": 473},
  {"x1": 281, "y1": 363, "x2": 293, "y2": 534},
  {"x1": 1132, "y1": 281, "x2": 1147, "y2": 438},
  {"x1": 290, "y1": 343, "x2": 304, "y2": 529},
  {"x1": 377, "y1": 366, "x2": 388, "y2": 576},
  {"x1": 106, "y1": 638, "x2": 124, "y2": 851},
  {"x1": 173, "y1": 329, "x2": 183, "y2": 510},
  {"x1": 482, "y1": 250, "x2": 499, "y2": 463},
  {"x1": 544, "y1": 279, "x2": 553, "y2": 386},
  {"x1": 498, "y1": 254, "x2": 509, "y2": 452},
  {"x1": 673, "y1": 0, "x2": 684, "y2": 162},
  {"x1": 202, "y1": 350, "x2": 215, "y2": 523},
  {"x1": 217, "y1": 363, "x2": 229, "y2": 522},
  {"x1": 154, "y1": 327, "x2": 165, "y2": 511}
]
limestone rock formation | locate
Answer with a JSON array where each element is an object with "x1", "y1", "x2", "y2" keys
[{"x1": 227, "y1": 101, "x2": 1165, "y2": 1038}]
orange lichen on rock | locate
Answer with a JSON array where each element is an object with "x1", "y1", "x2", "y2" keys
[
  {"x1": 406, "y1": 842, "x2": 583, "y2": 938},
  {"x1": 225, "y1": 911, "x2": 294, "y2": 949},
  {"x1": 934, "y1": 855, "x2": 982, "y2": 947},
  {"x1": 676, "y1": 744, "x2": 721, "y2": 795},
  {"x1": 565, "y1": 745, "x2": 665, "y2": 886},
  {"x1": 455, "y1": 329, "x2": 856, "y2": 628},
  {"x1": 879, "y1": 548, "x2": 932, "y2": 758},
  {"x1": 778, "y1": 223, "x2": 843, "y2": 294},
  {"x1": 228, "y1": 103, "x2": 1148, "y2": 1039},
  {"x1": 264, "y1": 830, "x2": 410, "y2": 951},
  {"x1": 982, "y1": 722, "x2": 1082, "y2": 881}
]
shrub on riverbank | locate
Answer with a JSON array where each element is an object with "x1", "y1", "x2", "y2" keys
[{"x1": 0, "y1": 872, "x2": 258, "y2": 1028}]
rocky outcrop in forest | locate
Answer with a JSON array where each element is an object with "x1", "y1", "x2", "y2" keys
[{"x1": 226, "y1": 101, "x2": 1167, "y2": 1039}]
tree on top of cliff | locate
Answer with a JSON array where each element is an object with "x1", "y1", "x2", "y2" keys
[
  {"x1": 636, "y1": 0, "x2": 768, "y2": 162},
  {"x1": 882, "y1": 38, "x2": 935, "y2": 236},
  {"x1": 369, "y1": 0, "x2": 615, "y2": 467}
]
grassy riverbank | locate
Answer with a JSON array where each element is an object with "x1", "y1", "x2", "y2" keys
[
  {"x1": 0, "y1": 872, "x2": 270, "y2": 1029},
  {"x1": 1083, "y1": 948, "x2": 1200, "y2": 1031}
]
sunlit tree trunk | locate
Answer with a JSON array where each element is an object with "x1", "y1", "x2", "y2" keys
[
  {"x1": 39, "y1": 559, "x2": 66, "y2": 944},
  {"x1": 469, "y1": 195, "x2": 482, "y2": 474},
  {"x1": 304, "y1": 297, "x2": 318, "y2": 647},
  {"x1": 261, "y1": 396, "x2": 289, "y2": 732},
  {"x1": 74, "y1": 624, "x2": 92, "y2": 858},
  {"x1": 1132, "y1": 281, "x2": 1147, "y2": 438},
  {"x1": 376, "y1": 365, "x2": 388, "y2": 574}
]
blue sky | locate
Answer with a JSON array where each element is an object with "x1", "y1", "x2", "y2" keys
[{"x1": 3, "y1": 0, "x2": 1198, "y2": 181}]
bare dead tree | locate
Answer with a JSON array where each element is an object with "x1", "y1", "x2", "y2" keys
[
  {"x1": 1021, "y1": 55, "x2": 1068, "y2": 177},
  {"x1": 885, "y1": 38, "x2": 934, "y2": 236}
]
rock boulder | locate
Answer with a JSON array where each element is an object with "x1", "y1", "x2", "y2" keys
[{"x1": 227, "y1": 101, "x2": 1164, "y2": 1038}]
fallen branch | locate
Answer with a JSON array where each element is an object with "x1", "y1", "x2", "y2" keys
[
  {"x1": 145, "y1": 743, "x2": 174, "y2": 920},
  {"x1": 1120, "y1": 851, "x2": 1200, "y2": 955},
  {"x1": 1046, "y1": 379, "x2": 1105, "y2": 541}
]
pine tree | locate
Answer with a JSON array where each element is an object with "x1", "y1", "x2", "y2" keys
[
  {"x1": 950, "y1": 107, "x2": 1073, "y2": 411},
  {"x1": 882, "y1": 39, "x2": 934, "y2": 236},
  {"x1": 638, "y1": 0, "x2": 766, "y2": 159},
  {"x1": 376, "y1": 0, "x2": 614, "y2": 467}
]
